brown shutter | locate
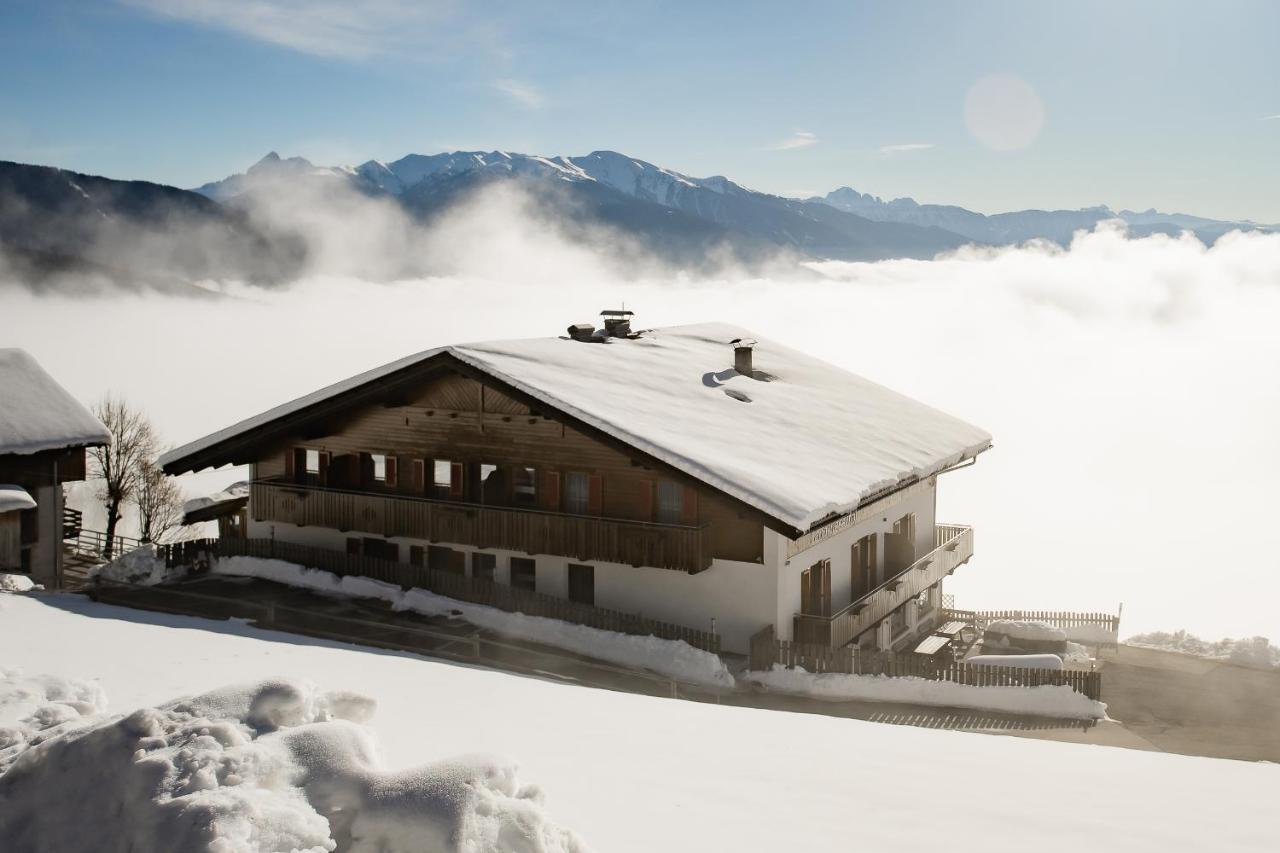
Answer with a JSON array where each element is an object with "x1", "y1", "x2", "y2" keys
[
  {"x1": 449, "y1": 462, "x2": 464, "y2": 498},
  {"x1": 284, "y1": 448, "x2": 296, "y2": 481},
  {"x1": 543, "y1": 471, "x2": 560, "y2": 511},
  {"x1": 359, "y1": 452, "x2": 373, "y2": 488},
  {"x1": 413, "y1": 459, "x2": 425, "y2": 495},
  {"x1": 318, "y1": 451, "x2": 330, "y2": 486},
  {"x1": 639, "y1": 479, "x2": 654, "y2": 522},
  {"x1": 680, "y1": 486, "x2": 698, "y2": 526},
  {"x1": 587, "y1": 474, "x2": 603, "y2": 516},
  {"x1": 385, "y1": 456, "x2": 398, "y2": 488}
]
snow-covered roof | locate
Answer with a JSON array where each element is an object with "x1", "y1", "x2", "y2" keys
[
  {"x1": 161, "y1": 323, "x2": 991, "y2": 532},
  {"x1": 0, "y1": 485, "x2": 37, "y2": 514},
  {"x1": 0, "y1": 350, "x2": 111, "y2": 456}
]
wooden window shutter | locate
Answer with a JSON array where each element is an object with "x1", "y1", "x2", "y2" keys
[
  {"x1": 318, "y1": 451, "x2": 330, "y2": 485},
  {"x1": 680, "y1": 485, "x2": 698, "y2": 526},
  {"x1": 285, "y1": 448, "x2": 299, "y2": 481},
  {"x1": 449, "y1": 462, "x2": 464, "y2": 498},
  {"x1": 543, "y1": 471, "x2": 561, "y2": 511},
  {"x1": 587, "y1": 474, "x2": 603, "y2": 516},
  {"x1": 385, "y1": 456, "x2": 398, "y2": 488},
  {"x1": 639, "y1": 479, "x2": 654, "y2": 522},
  {"x1": 359, "y1": 452, "x2": 373, "y2": 487},
  {"x1": 413, "y1": 459, "x2": 425, "y2": 494}
]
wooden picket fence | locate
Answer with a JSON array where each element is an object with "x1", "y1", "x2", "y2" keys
[
  {"x1": 156, "y1": 537, "x2": 720, "y2": 654},
  {"x1": 749, "y1": 625, "x2": 1102, "y2": 701},
  {"x1": 945, "y1": 607, "x2": 1121, "y2": 649}
]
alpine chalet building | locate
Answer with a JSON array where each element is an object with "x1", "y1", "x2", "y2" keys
[{"x1": 160, "y1": 316, "x2": 991, "y2": 654}]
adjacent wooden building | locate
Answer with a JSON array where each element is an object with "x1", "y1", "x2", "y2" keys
[
  {"x1": 161, "y1": 318, "x2": 991, "y2": 653},
  {"x1": 0, "y1": 349, "x2": 110, "y2": 587}
]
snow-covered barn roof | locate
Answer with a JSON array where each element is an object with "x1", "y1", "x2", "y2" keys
[
  {"x1": 0, "y1": 349, "x2": 111, "y2": 456},
  {"x1": 182, "y1": 481, "x2": 250, "y2": 525},
  {"x1": 160, "y1": 323, "x2": 991, "y2": 533}
]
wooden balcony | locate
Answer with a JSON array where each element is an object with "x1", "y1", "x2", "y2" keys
[
  {"x1": 250, "y1": 481, "x2": 712, "y2": 573},
  {"x1": 793, "y1": 524, "x2": 974, "y2": 648}
]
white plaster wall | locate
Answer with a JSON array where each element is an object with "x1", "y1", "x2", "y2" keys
[
  {"x1": 247, "y1": 517, "x2": 776, "y2": 654},
  {"x1": 773, "y1": 482, "x2": 937, "y2": 641}
]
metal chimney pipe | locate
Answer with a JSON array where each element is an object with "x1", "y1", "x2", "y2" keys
[{"x1": 732, "y1": 338, "x2": 756, "y2": 375}]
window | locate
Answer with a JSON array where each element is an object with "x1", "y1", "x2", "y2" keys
[
  {"x1": 305, "y1": 449, "x2": 320, "y2": 475},
  {"x1": 568, "y1": 564, "x2": 594, "y2": 605},
  {"x1": 478, "y1": 464, "x2": 501, "y2": 504},
  {"x1": 510, "y1": 557, "x2": 536, "y2": 591},
  {"x1": 433, "y1": 460, "x2": 461, "y2": 498},
  {"x1": 362, "y1": 538, "x2": 399, "y2": 561},
  {"x1": 657, "y1": 481, "x2": 683, "y2": 524},
  {"x1": 472, "y1": 553, "x2": 496, "y2": 582},
  {"x1": 512, "y1": 466, "x2": 537, "y2": 505},
  {"x1": 564, "y1": 472, "x2": 589, "y2": 515},
  {"x1": 800, "y1": 559, "x2": 831, "y2": 617},
  {"x1": 371, "y1": 453, "x2": 387, "y2": 483},
  {"x1": 428, "y1": 545, "x2": 464, "y2": 575}
]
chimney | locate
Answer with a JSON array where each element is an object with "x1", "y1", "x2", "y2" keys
[
  {"x1": 732, "y1": 338, "x2": 756, "y2": 376},
  {"x1": 600, "y1": 307, "x2": 635, "y2": 338}
]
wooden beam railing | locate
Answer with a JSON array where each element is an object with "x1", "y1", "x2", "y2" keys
[
  {"x1": 793, "y1": 524, "x2": 974, "y2": 649},
  {"x1": 251, "y1": 480, "x2": 711, "y2": 573}
]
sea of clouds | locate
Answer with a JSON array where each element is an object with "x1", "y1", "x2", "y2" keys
[{"x1": 3, "y1": 180, "x2": 1278, "y2": 640}]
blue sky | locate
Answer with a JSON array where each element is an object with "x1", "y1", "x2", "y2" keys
[{"x1": 3, "y1": 0, "x2": 1278, "y2": 221}]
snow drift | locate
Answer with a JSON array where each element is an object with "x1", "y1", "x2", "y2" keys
[
  {"x1": 747, "y1": 664, "x2": 1107, "y2": 720},
  {"x1": 211, "y1": 556, "x2": 734, "y2": 689},
  {"x1": 0, "y1": 673, "x2": 590, "y2": 853}
]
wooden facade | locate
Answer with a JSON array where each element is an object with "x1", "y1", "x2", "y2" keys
[
  {"x1": 247, "y1": 370, "x2": 765, "y2": 570},
  {"x1": 0, "y1": 446, "x2": 91, "y2": 577}
]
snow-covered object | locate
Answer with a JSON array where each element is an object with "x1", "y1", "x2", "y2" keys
[
  {"x1": 967, "y1": 654, "x2": 1064, "y2": 671},
  {"x1": 984, "y1": 620, "x2": 1068, "y2": 643},
  {"x1": 211, "y1": 556, "x2": 735, "y2": 689},
  {"x1": 0, "y1": 485, "x2": 36, "y2": 514},
  {"x1": 181, "y1": 480, "x2": 249, "y2": 518},
  {"x1": 0, "y1": 676, "x2": 590, "y2": 853},
  {"x1": 0, "y1": 350, "x2": 110, "y2": 456},
  {"x1": 161, "y1": 324, "x2": 991, "y2": 531},
  {"x1": 93, "y1": 546, "x2": 180, "y2": 586},
  {"x1": 0, "y1": 574, "x2": 39, "y2": 593},
  {"x1": 749, "y1": 665, "x2": 1105, "y2": 720}
]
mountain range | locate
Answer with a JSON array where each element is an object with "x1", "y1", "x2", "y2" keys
[{"x1": 1, "y1": 149, "x2": 1272, "y2": 290}]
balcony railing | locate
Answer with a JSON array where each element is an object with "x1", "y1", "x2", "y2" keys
[
  {"x1": 250, "y1": 480, "x2": 712, "y2": 573},
  {"x1": 793, "y1": 524, "x2": 974, "y2": 648}
]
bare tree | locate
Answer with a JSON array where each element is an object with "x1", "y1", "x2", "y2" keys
[
  {"x1": 135, "y1": 457, "x2": 184, "y2": 544},
  {"x1": 89, "y1": 395, "x2": 156, "y2": 559}
]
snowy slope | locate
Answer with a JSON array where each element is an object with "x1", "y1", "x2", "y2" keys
[
  {"x1": 1, "y1": 594, "x2": 1275, "y2": 853},
  {"x1": 0, "y1": 349, "x2": 109, "y2": 455},
  {"x1": 160, "y1": 324, "x2": 991, "y2": 531}
]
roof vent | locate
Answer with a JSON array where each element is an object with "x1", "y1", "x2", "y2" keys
[
  {"x1": 601, "y1": 308, "x2": 634, "y2": 338},
  {"x1": 731, "y1": 337, "x2": 757, "y2": 377}
]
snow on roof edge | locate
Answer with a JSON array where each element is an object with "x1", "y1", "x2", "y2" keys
[
  {"x1": 0, "y1": 484, "x2": 37, "y2": 514},
  {"x1": 0, "y1": 349, "x2": 111, "y2": 456}
]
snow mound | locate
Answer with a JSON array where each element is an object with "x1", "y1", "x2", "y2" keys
[
  {"x1": 984, "y1": 620, "x2": 1068, "y2": 642},
  {"x1": 212, "y1": 557, "x2": 734, "y2": 689},
  {"x1": 0, "y1": 676, "x2": 591, "y2": 853},
  {"x1": 0, "y1": 574, "x2": 39, "y2": 593},
  {"x1": 94, "y1": 545, "x2": 182, "y2": 586},
  {"x1": 0, "y1": 667, "x2": 107, "y2": 770},
  {"x1": 747, "y1": 665, "x2": 1107, "y2": 720}
]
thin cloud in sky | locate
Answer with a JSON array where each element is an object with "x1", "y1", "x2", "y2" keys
[
  {"x1": 877, "y1": 142, "x2": 935, "y2": 155},
  {"x1": 120, "y1": 0, "x2": 457, "y2": 60},
  {"x1": 492, "y1": 79, "x2": 545, "y2": 110},
  {"x1": 1264, "y1": 114, "x2": 1280, "y2": 121},
  {"x1": 770, "y1": 131, "x2": 817, "y2": 151}
]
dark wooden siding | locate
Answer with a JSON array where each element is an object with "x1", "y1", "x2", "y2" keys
[{"x1": 254, "y1": 371, "x2": 763, "y2": 563}]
